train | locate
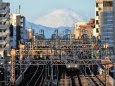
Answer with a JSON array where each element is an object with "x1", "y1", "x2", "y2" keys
[
  {"x1": 65, "y1": 55, "x2": 80, "y2": 71},
  {"x1": 66, "y1": 64, "x2": 79, "y2": 68},
  {"x1": 66, "y1": 64, "x2": 80, "y2": 72}
]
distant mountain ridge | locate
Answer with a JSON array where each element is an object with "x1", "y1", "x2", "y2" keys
[
  {"x1": 26, "y1": 21, "x2": 72, "y2": 38},
  {"x1": 26, "y1": 9, "x2": 86, "y2": 38}
]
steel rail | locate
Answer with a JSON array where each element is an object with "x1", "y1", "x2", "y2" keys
[
  {"x1": 56, "y1": 65, "x2": 59, "y2": 86},
  {"x1": 80, "y1": 52, "x2": 97, "y2": 86},
  {"x1": 80, "y1": 60, "x2": 92, "y2": 85},
  {"x1": 26, "y1": 65, "x2": 39, "y2": 86},
  {"x1": 39, "y1": 74, "x2": 45, "y2": 86},
  {"x1": 33, "y1": 66, "x2": 45, "y2": 86}
]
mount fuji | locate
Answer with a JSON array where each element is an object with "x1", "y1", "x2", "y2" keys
[
  {"x1": 34, "y1": 9, "x2": 84, "y2": 28},
  {"x1": 26, "y1": 9, "x2": 85, "y2": 38}
]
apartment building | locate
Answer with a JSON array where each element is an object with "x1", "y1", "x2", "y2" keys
[
  {"x1": 78, "y1": 19, "x2": 95, "y2": 39},
  {"x1": 10, "y1": 13, "x2": 25, "y2": 49},
  {"x1": 72, "y1": 22, "x2": 86, "y2": 39},
  {"x1": 72, "y1": 19, "x2": 95, "y2": 39},
  {"x1": 27, "y1": 28, "x2": 34, "y2": 40},
  {"x1": 0, "y1": 0, "x2": 10, "y2": 57},
  {"x1": 101, "y1": 11, "x2": 114, "y2": 47},
  {"x1": 93, "y1": 0, "x2": 113, "y2": 37}
]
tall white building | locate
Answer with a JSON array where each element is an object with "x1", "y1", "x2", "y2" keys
[
  {"x1": 93, "y1": 0, "x2": 113, "y2": 37},
  {"x1": 0, "y1": 0, "x2": 10, "y2": 57},
  {"x1": 10, "y1": 13, "x2": 25, "y2": 49}
]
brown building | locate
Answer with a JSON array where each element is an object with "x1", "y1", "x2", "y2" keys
[
  {"x1": 72, "y1": 19, "x2": 95, "y2": 39},
  {"x1": 79, "y1": 19, "x2": 95, "y2": 38}
]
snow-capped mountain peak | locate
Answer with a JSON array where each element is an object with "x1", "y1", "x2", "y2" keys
[{"x1": 34, "y1": 9, "x2": 84, "y2": 28}]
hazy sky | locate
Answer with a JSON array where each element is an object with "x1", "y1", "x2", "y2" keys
[{"x1": 4, "y1": 0, "x2": 95, "y2": 22}]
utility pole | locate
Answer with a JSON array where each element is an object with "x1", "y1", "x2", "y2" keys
[
  {"x1": 51, "y1": 61, "x2": 53, "y2": 86},
  {"x1": 105, "y1": 63, "x2": 109, "y2": 86},
  {"x1": 19, "y1": 44, "x2": 24, "y2": 75},
  {"x1": 104, "y1": 57, "x2": 113, "y2": 86},
  {"x1": 114, "y1": 63, "x2": 115, "y2": 86},
  {"x1": 103, "y1": 43, "x2": 112, "y2": 86},
  {"x1": 11, "y1": 49, "x2": 16, "y2": 86}
]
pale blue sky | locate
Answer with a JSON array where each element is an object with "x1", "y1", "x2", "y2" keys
[{"x1": 4, "y1": 0, "x2": 95, "y2": 22}]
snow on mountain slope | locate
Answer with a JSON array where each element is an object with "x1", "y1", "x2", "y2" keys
[{"x1": 34, "y1": 9, "x2": 84, "y2": 28}]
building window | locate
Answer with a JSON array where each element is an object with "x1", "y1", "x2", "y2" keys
[
  {"x1": 10, "y1": 24, "x2": 13, "y2": 37},
  {"x1": 0, "y1": 45, "x2": 2, "y2": 48},
  {"x1": 98, "y1": 8, "x2": 101, "y2": 10},
  {"x1": 92, "y1": 25, "x2": 95, "y2": 28},
  {"x1": 96, "y1": 20, "x2": 99, "y2": 24},
  {"x1": 0, "y1": 37, "x2": 2, "y2": 40},
  {"x1": 96, "y1": 28, "x2": 99, "y2": 33},
  {"x1": 0, "y1": 22, "x2": 2, "y2": 24},
  {"x1": 0, "y1": 29, "x2": 2, "y2": 32},
  {"x1": 0, "y1": 14, "x2": 3, "y2": 17},
  {"x1": 103, "y1": 1, "x2": 113, "y2": 7},
  {"x1": 96, "y1": 3, "x2": 98, "y2": 7},
  {"x1": 96, "y1": 11, "x2": 99, "y2": 16}
]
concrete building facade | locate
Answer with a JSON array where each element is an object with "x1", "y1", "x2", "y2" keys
[
  {"x1": 93, "y1": 0, "x2": 113, "y2": 37},
  {"x1": 101, "y1": 11, "x2": 114, "y2": 47},
  {"x1": 72, "y1": 22, "x2": 86, "y2": 39},
  {"x1": 10, "y1": 13, "x2": 25, "y2": 49},
  {"x1": 99, "y1": 0, "x2": 115, "y2": 48},
  {"x1": 0, "y1": 0, "x2": 10, "y2": 57},
  {"x1": 72, "y1": 19, "x2": 95, "y2": 39},
  {"x1": 27, "y1": 28, "x2": 34, "y2": 40}
]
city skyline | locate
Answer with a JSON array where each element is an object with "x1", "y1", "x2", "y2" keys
[
  {"x1": 4, "y1": 0, "x2": 95, "y2": 22},
  {"x1": 0, "y1": 0, "x2": 115, "y2": 86}
]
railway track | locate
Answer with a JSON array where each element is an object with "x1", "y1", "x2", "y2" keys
[
  {"x1": 26, "y1": 66, "x2": 44, "y2": 86},
  {"x1": 58, "y1": 66, "x2": 68, "y2": 86},
  {"x1": 59, "y1": 66, "x2": 82, "y2": 86},
  {"x1": 59, "y1": 72, "x2": 69, "y2": 85},
  {"x1": 19, "y1": 65, "x2": 37, "y2": 86},
  {"x1": 26, "y1": 65, "x2": 39, "y2": 86},
  {"x1": 26, "y1": 65, "x2": 45, "y2": 86},
  {"x1": 80, "y1": 65, "x2": 105, "y2": 86},
  {"x1": 94, "y1": 75, "x2": 105, "y2": 86},
  {"x1": 18, "y1": 65, "x2": 106, "y2": 86},
  {"x1": 18, "y1": 65, "x2": 45, "y2": 86}
]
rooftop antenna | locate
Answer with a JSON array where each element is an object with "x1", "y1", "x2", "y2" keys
[{"x1": 19, "y1": 4, "x2": 21, "y2": 14}]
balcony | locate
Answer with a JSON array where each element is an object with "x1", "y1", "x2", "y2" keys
[
  {"x1": 0, "y1": 40, "x2": 7, "y2": 45},
  {"x1": 2, "y1": 3, "x2": 10, "y2": 8},
  {"x1": 0, "y1": 35, "x2": 10, "y2": 41},
  {"x1": 0, "y1": 7, "x2": 10, "y2": 14},
  {"x1": 0, "y1": 14, "x2": 10, "y2": 21},
  {"x1": 0, "y1": 32, "x2": 8, "y2": 37},
  {"x1": 0, "y1": 24, "x2": 10, "y2": 30},
  {"x1": 0, "y1": 43, "x2": 9, "y2": 50}
]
